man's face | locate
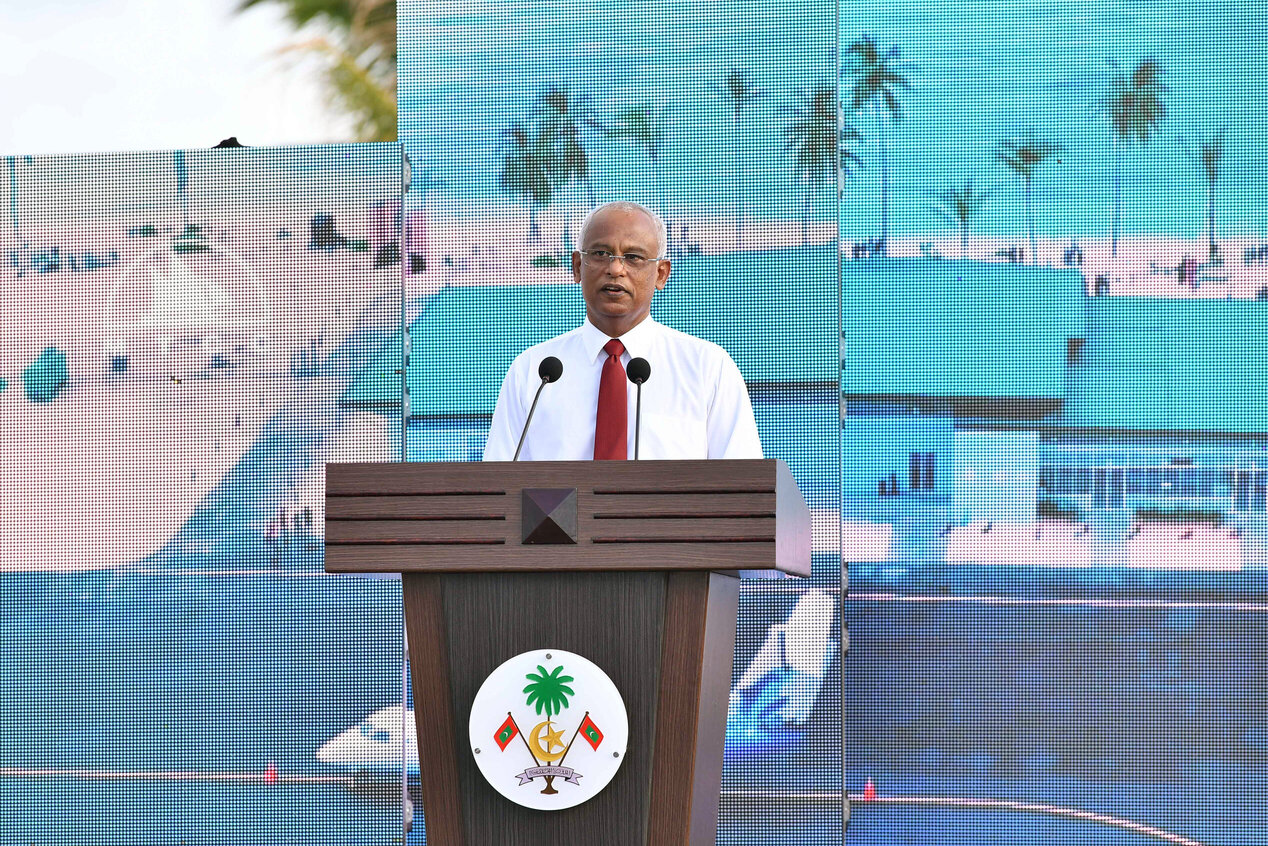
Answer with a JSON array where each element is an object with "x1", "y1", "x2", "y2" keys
[{"x1": 572, "y1": 206, "x2": 671, "y2": 337}]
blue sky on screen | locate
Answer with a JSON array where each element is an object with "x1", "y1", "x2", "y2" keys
[{"x1": 399, "y1": 0, "x2": 1268, "y2": 238}]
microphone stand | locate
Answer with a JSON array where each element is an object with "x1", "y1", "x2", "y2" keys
[
  {"x1": 626, "y1": 357, "x2": 650, "y2": 460},
  {"x1": 634, "y1": 380, "x2": 643, "y2": 460},
  {"x1": 514, "y1": 377, "x2": 550, "y2": 461}
]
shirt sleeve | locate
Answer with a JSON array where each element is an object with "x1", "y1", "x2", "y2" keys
[
  {"x1": 707, "y1": 352, "x2": 763, "y2": 459},
  {"x1": 483, "y1": 353, "x2": 530, "y2": 461}
]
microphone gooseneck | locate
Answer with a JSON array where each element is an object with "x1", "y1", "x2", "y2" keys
[
  {"x1": 513, "y1": 356, "x2": 564, "y2": 461},
  {"x1": 626, "y1": 357, "x2": 650, "y2": 460}
]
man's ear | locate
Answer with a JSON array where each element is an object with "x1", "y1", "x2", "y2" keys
[
  {"x1": 655, "y1": 259, "x2": 671, "y2": 291},
  {"x1": 571, "y1": 251, "x2": 582, "y2": 281}
]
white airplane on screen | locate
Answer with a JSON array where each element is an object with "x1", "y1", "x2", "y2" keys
[
  {"x1": 724, "y1": 587, "x2": 837, "y2": 758},
  {"x1": 317, "y1": 704, "x2": 419, "y2": 775},
  {"x1": 316, "y1": 589, "x2": 837, "y2": 776}
]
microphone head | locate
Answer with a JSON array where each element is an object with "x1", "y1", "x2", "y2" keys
[
  {"x1": 538, "y1": 356, "x2": 563, "y2": 383},
  {"x1": 626, "y1": 357, "x2": 651, "y2": 385}
]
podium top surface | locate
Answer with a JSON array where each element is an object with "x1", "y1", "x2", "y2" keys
[{"x1": 324, "y1": 459, "x2": 810, "y2": 577}]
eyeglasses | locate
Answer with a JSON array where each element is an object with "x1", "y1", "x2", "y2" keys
[{"x1": 579, "y1": 249, "x2": 664, "y2": 270}]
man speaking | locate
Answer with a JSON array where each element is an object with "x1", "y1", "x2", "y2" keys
[{"x1": 484, "y1": 200, "x2": 762, "y2": 461}]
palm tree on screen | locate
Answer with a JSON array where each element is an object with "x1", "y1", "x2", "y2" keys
[
  {"x1": 537, "y1": 84, "x2": 600, "y2": 210},
  {"x1": 713, "y1": 68, "x2": 765, "y2": 248},
  {"x1": 996, "y1": 133, "x2": 1062, "y2": 264},
  {"x1": 498, "y1": 122, "x2": 553, "y2": 243},
  {"x1": 931, "y1": 179, "x2": 990, "y2": 258},
  {"x1": 843, "y1": 36, "x2": 911, "y2": 256},
  {"x1": 1179, "y1": 128, "x2": 1226, "y2": 261},
  {"x1": 784, "y1": 84, "x2": 862, "y2": 246},
  {"x1": 609, "y1": 104, "x2": 669, "y2": 218},
  {"x1": 237, "y1": 0, "x2": 396, "y2": 141},
  {"x1": 535, "y1": 84, "x2": 602, "y2": 252},
  {"x1": 1102, "y1": 58, "x2": 1167, "y2": 258}
]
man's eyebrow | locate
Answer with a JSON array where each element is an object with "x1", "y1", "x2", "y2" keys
[
  {"x1": 582, "y1": 237, "x2": 657, "y2": 254},
  {"x1": 587, "y1": 243, "x2": 653, "y2": 254}
]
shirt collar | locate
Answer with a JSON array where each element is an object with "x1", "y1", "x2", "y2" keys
[{"x1": 581, "y1": 315, "x2": 660, "y2": 362}]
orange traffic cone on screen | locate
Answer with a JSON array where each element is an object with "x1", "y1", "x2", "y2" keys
[{"x1": 863, "y1": 778, "x2": 876, "y2": 800}]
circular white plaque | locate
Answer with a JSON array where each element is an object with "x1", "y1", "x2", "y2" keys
[{"x1": 468, "y1": 648, "x2": 629, "y2": 811}]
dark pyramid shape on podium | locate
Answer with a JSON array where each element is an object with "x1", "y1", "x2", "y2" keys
[{"x1": 521, "y1": 488, "x2": 578, "y2": 544}]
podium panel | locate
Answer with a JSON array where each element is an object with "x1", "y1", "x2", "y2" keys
[
  {"x1": 403, "y1": 570, "x2": 737, "y2": 845},
  {"x1": 327, "y1": 459, "x2": 807, "y2": 845}
]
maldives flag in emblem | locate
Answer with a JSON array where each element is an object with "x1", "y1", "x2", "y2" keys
[
  {"x1": 579, "y1": 714, "x2": 603, "y2": 750},
  {"x1": 494, "y1": 715, "x2": 518, "y2": 751}
]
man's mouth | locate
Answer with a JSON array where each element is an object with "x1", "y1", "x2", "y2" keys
[{"x1": 601, "y1": 284, "x2": 626, "y2": 294}]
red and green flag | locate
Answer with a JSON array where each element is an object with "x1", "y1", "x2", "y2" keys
[
  {"x1": 494, "y1": 714, "x2": 518, "y2": 751},
  {"x1": 578, "y1": 713, "x2": 603, "y2": 750}
]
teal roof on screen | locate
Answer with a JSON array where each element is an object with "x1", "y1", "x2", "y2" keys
[
  {"x1": 342, "y1": 245, "x2": 840, "y2": 416},
  {"x1": 343, "y1": 254, "x2": 1268, "y2": 433},
  {"x1": 842, "y1": 258, "x2": 1087, "y2": 398},
  {"x1": 1061, "y1": 296, "x2": 1268, "y2": 433}
]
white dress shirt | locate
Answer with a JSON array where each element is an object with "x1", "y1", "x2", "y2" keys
[{"x1": 484, "y1": 316, "x2": 762, "y2": 461}]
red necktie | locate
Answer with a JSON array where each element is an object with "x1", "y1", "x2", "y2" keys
[{"x1": 593, "y1": 338, "x2": 627, "y2": 460}]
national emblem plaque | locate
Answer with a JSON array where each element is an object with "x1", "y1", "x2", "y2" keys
[{"x1": 468, "y1": 648, "x2": 630, "y2": 811}]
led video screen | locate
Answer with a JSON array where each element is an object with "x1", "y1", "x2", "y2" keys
[
  {"x1": 396, "y1": 0, "x2": 844, "y2": 842},
  {"x1": 1, "y1": 144, "x2": 408, "y2": 842},
  {"x1": 841, "y1": 3, "x2": 1266, "y2": 595},
  {"x1": 8, "y1": 0, "x2": 1263, "y2": 843},
  {"x1": 840, "y1": 2, "x2": 1268, "y2": 844}
]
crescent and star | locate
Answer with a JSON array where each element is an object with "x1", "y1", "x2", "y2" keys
[{"x1": 529, "y1": 720, "x2": 568, "y2": 762}]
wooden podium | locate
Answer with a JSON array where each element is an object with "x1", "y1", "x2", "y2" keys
[{"x1": 325, "y1": 459, "x2": 810, "y2": 845}]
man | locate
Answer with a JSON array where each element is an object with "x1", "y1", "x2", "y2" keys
[{"x1": 484, "y1": 200, "x2": 761, "y2": 461}]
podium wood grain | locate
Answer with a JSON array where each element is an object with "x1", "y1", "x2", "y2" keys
[
  {"x1": 326, "y1": 460, "x2": 810, "y2": 578},
  {"x1": 326, "y1": 460, "x2": 809, "y2": 846},
  {"x1": 649, "y1": 571, "x2": 738, "y2": 845}
]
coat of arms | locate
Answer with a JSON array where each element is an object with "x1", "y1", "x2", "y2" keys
[{"x1": 468, "y1": 649, "x2": 628, "y2": 811}]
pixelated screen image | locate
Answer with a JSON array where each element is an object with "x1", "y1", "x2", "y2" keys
[
  {"x1": 2, "y1": 0, "x2": 848, "y2": 841},
  {"x1": 396, "y1": 0, "x2": 843, "y2": 842},
  {"x1": 0, "y1": 144, "x2": 409, "y2": 843},
  {"x1": 840, "y1": 3, "x2": 1268, "y2": 846},
  {"x1": 6, "y1": 0, "x2": 1267, "y2": 844}
]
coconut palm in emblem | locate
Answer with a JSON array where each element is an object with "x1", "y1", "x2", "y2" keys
[
  {"x1": 523, "y1": 664, "x2": 575, "y2": 793},
  {"x1": 471, "y1": 650, "x2": 627, "y2": 810}
]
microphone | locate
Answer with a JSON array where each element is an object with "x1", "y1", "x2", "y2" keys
[
  {"x1": 513, "y1": 356, "x2": 563, "y2": 461},
  {"x1": 626, "y1": 357, "x2": 650, "y2": 460}
]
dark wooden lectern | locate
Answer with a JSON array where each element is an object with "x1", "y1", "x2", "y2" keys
[{"x1": 325, "y1": 459, "x2": 810, "y2": 846}]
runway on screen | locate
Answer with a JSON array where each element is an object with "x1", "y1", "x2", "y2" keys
[
  {"x1": 0, "y1": 767, "x2": 353, "y2": 785},
  {"x1": 721, "y1": 790, "x2": 1210, "y2": 846},
  {"x1": 847, "y1": 794, "x2": 1206, "y2": 846}
]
